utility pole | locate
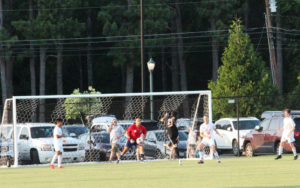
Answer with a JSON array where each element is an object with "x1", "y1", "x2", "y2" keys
[
  {"x1": 140, "y1": 0, "x2": 144, "y2": 93},
  {"x1": 265, "y1": 0, "x2": 279, "y2": 89}
]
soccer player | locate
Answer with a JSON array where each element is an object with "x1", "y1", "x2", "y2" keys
[
  {"x1": 50, "y1": 118, "x2": 65, "y2": 169},
  {"x1": 197, "y1": 115, "x2": 222, "y2": 164},
  {"x1": 107, "y1": 119, "x2": 125, "y2": 163},
  {"x1": 160, "y1": 112, "x2": 179, "y2": 159},
  {"x1": 275, "y1": 108, "x2": 298, "y2": 160},
  {"x1": 120, "y1": 118, "x2": 147, "y2": 161}
]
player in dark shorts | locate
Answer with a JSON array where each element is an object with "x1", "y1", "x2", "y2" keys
[{"x1": 160, "y1": 112, "x2": 180, "y2": 159}]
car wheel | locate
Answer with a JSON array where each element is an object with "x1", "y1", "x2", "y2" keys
[
  {"x1": 154, "y1": 150, "x2": 163, "y2": 159},
  {"x1": 31, "y1": 149, "x2": 40, "y2": 164},
  {"x1": 245, "y1": 143, "x2": 254, "y2": 157},
  {"x1": 232, "y1": 140, "x2": 240, "y2": 156}
]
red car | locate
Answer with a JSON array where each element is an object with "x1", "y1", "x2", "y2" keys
[{"x1": 243, "y1": 115, "x2": 300, "y2": 157}]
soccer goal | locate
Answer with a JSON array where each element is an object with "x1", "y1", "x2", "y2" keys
[{"x1": 1, "y1": 90, "x2": 212, "y2": 167}]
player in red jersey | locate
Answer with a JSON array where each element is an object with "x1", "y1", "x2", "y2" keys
[{"x1": 120, "y1": 118, "x2": 147, "y2": 161}]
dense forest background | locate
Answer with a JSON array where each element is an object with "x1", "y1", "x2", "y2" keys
[{"x1": 1, "y1": 0, "x2": 300, "y2": 107}]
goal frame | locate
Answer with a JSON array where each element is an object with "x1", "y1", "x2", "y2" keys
[{"x1": 11, "y1": 90, "x2": 212, "y2": 167}]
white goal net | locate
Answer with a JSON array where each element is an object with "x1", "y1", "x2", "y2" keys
[{"x1": 0, "y1": 91, "x2": 212, "y2": 167}]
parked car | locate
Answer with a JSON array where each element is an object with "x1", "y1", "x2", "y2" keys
[
  {"x1": 261, "y1": 110, "x2": 300, "y2": 120},
  {"x1": 92, "y1": 119, "x2": 159, "y2": 132},
  {"x1": 243, "y1": 115, "x2": 300, "y2": 157},
  {"x1": 79, "y1": 132, "x2": 111, "y2": 161},
  {"x1": 176, "y1": 118, "x2": 203, "y2": 132},
  {"x1": 144, "y1": 130, "x2": 188, "y2": 159},
  {"x1": 214, "y1": 117, "x2": 260, "y2": 156},
  {"x1": 62, "y1": 125, "x2": 89, "y2": 138},
  {"x1": 1, "y1": 123, "x2": 85, "y2": 164}
]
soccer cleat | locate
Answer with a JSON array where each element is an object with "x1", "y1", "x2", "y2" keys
[
  {"x1": 217, "y1": 160, "x2": 221, "y2": 164},
  {"x1": 116, "y1": 159, "x2": 120, "y2": 164},
  {"x1": 294, "y1": 155, "x2": 298, "y2": 160},
  {"x1": 197, "y1": 160, "x2": 204, "y2": 164},
  {"x1": 58, "y1": 166, "x2": 64, "y2": 169},
  {"x1": 49, "y1": 164, "x2": 55, "y2": 169},
  {"x1": 275, "y1": 155, "x2": 282, "y2": 160}
]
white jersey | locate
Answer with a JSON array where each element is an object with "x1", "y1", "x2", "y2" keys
[
  {"x1": 282, "y1": 117, "x2": 295, "y2": 138},
  {"x1": 109, "y1": 125, "x2": 125, "y2": 144},
  {"x1": 53, "y1": 126, "x2": 63, "y2": 146},
  {"x1": 200, "y1": 122, "x2": 215, "y2": 140}
]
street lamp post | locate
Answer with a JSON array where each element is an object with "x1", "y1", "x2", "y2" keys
[{"x1": 147, "y1": 58, "x2": 155, "y2": 120}]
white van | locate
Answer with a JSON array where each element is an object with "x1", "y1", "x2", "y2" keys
[{"x1": 2, "y1": 123, "x2": 85, "y2": 164}]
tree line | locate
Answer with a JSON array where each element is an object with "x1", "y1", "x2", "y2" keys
[{"x1": 0, "y1": 0, "x2": 300, "y2": 111}]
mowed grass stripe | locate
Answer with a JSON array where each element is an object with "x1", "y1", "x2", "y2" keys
[{"x1": 0, "y1": 155, "x2": 299, "y2": 188}]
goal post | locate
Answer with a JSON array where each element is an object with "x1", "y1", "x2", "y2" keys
[{"x1": 4, "y1": 90, "x2": 212, "y2": 167}]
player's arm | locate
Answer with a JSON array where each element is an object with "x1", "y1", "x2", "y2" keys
[
  {"x1": 56, "y1": 134, "x2": 64, "y2": 138},
  {"x1": 107, "y1": 123, "x2": 113, "y2": 133},
  {"x1": 160, "y1": 113, "x2": 169, "y2": 122},
  {"x1": 287, "y1": 121, "x2": 295, "y2": 137},
  {"x1": 214, "y1": 128, "x2": 223, "y2": 138}
]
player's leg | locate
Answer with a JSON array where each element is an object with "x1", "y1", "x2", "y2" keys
[
  {"x1": 50, "y1": 152, "x2": 57, "y2": 169},
  {"x1": 57, "y1": 145, "x2": 64, "y2": 168},
  {"x1": 109, "y1": 145, "x2": 116, "y2": 161},
  {"x1": 289, "y1": 141, "x2": 298, "y2": 160},
  {"x1": 197, "y1": 142, "x2": 205, "y2": 164},
  {"x1": 120, "y1": 140, "x2": 131, "y2": 159},
  {"x1": 138, "y1": 144, "x2": 145, "y2": 161},
  {"x1": 210, "y1": 144, "x2": 221, "y2": 163},
  {"x1": 275, "y1": 139, "x2": 285, "y2": 160}
]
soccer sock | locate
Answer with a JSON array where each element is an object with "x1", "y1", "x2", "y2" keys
[
  {"x1": 292, "y1": 147, "x2": 297, "y2": 156},
  {"x1": 50, "y1": 154, "x2": 57, "y2": 165},
  {"x1": 140, "y1": 153, "x2": 145, "y2": 159},
  {"x1": 199, "y1": 150, "x2": 204, "y2": 160},
  {"x1": 58, "y1": 155, "x2": 62, "y2": 167},
  {"x1": 214, "y1": 151, "x2": 220, "y2": 160},
  {"x1": 279, "y1": 146, "x2": 283, "y2": 156}
]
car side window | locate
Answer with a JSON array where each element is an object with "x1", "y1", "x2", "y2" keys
[
  {"x1": 260, "y1": 119, "x2": 271, "y2": 130},
  {"x1": 224, "y1": 121, "x2": 232, "y2": 130},
  {"x1": 19, "y1": 127, "x2": 29, "y2": 139},
  {"x1": 215, "y1": 121, "x2": 223, "y2": 129},
  {"x1": 269, "y1": 118, "x2": 279, "y2": 130}
]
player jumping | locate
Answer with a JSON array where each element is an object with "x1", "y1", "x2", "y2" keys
[
  {"x1": 120, "y1": 118, "x2": 147, "y2": 161},
  {"x1": 197, "y1": 115, "x2": 223, "y2": 164},
  {"x1": 275, "y1": 108, "x2": 298, "y2": 160},
  {"x1": 50, "y1": 118, "x2": 65, "y2": 169}
]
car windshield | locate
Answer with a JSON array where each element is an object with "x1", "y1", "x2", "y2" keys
[
  {"x1": 31, "y1": 127, "x2": 54, "y2": 138},
  {"x1": 155, "y1": 131, "x2": 188, "y2": 142},
  {"x1": 94, "y1": 133, "x2": 110, "y2": 144},
  {"x1": 64, "y1": 126, "x2": 88, "y2": 137},
  {"x1": 232, "y1": 120, "x2": 260, "y2": 130}
]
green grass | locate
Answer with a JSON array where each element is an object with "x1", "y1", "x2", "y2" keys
[{"x1": 0, "y1": 155, "x2": 300, "y2": 188}]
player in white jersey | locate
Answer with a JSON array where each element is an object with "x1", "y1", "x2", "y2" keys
[
  {"x1": 50, "y1": 118, "x2": 65, "y2": 169},
  {"x1": 275, "y1": 109, "x2": 298, "y2": 160},
  {"x1": 107, "y1": 119, "x2": 125, "y2": 163},
  {"x1": 197, "y1": 115, "x2": 223, "y2": 164}
]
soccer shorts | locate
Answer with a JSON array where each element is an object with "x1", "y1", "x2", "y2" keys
[
  {"x1": 125, "y1": 140, "x2": 137, "y2": 149},
  {"x1": 111, "y1": 143, "x2": 120, "y2": 153},
  {"x1": 281, "y1": 135, "x2": 295, "y2": 143},
  {"x1": 54, "y1": 143, "x2": 63, "y2": 152},
  {"x1": 200, "y1": 138, "x2": 215, "y2": 146}
]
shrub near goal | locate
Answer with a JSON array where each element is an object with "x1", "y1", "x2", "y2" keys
[{"x1": 1, "y1": 91, "x2": 212, "y2": 167}]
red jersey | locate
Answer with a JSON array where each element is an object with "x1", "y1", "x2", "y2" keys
[{"x1": 127, "y1": 123, "x2": 147, "y2": 141}]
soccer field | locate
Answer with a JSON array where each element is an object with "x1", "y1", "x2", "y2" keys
[{"x1": 0, "y1": 155, "x2": 299, "y2": 188}]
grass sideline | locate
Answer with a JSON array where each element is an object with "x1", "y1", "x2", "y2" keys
[{"x1": 0, "y1": 155, "x2": 299, "y2": 188}]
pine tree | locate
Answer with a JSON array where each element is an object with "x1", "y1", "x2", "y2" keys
[{"x1": 208, "y1": 19, "x2": 278, "y2": 119}]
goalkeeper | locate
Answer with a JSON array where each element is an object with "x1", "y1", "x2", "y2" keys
[
  {"x1": 120, "y1": 118, "x2": 147, "y2": 161},
  {"x1": 160, "y1": 112, "x2": 180, "y2": 159}
]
